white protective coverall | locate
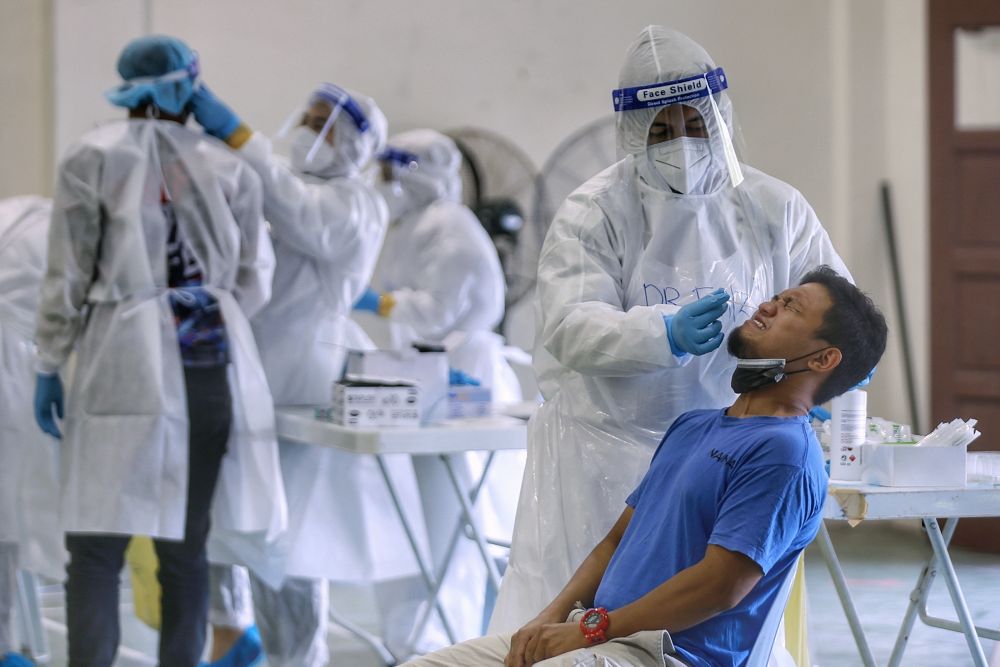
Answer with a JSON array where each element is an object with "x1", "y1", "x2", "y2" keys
[
  {"x1": 366, "y1": 129, "x2": 524, "y2": 646},
  {"x1": 207, "y1": 90, "x2": 436, "y2": 665},
  {"x1": 489, "y1": 26, "x2": 850, "y2": 632},
  {"x1": 34, "y1": 120, "x2": 285, "y2": 545},
  {"x1": 0, "y1": 197, "x2": 61, "y2": 653}
]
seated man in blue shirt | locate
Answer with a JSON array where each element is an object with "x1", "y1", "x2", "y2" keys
[{"x1": 403, "y1": 265, "x2": 887, "y2": 667}]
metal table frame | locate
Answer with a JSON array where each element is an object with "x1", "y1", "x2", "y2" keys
[
  {"x1": 275, "y1": 408, "x2": 526, "y2": 665},
  {"x1": 819, "y1": 482, "x2": 1000, "y2": 667}
]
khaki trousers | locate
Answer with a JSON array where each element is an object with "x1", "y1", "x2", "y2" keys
[{"x1": 403, "y1": 611, "x2": 688, "y2": 667}]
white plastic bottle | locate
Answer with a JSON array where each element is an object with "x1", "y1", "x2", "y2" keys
[{"x1": 829, "y1": 389, "x2": 867, "y2": 481}]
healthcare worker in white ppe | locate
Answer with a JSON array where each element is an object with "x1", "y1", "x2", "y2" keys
[
  {"x1": 0, "y1": 197, "x2": 61, "y2": 667},
  {"x1": 356, "y1": 129, "x2": 524, "y2": 643},
  {"x1": 489, "y1": 25, "x2": 850, "y2": 633},
  {"x1": 31, "y1": 35, "x2": 284, "y2": 666},
  {"x1": 191, "y1": 83, "x2": 404, "y2": 666}
]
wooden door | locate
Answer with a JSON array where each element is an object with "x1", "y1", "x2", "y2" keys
[{"x1": 930, "y1": 0, "x2": 1000, "y2": 551}]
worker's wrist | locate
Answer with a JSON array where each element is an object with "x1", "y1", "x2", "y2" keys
[
  {"x1": 225, "y1": 123, "x2": 253, "y2": 149},
  {"x1": 377, "y1": 292, "x2": 396, "y2": 317}
]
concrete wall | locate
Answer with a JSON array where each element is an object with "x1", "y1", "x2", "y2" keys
[{"x1": 0, "y1": 0, "x2": 53, "y2": 198}]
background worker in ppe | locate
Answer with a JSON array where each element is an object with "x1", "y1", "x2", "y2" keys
[
  {"x1": 193, "y1": 83, "x2": 423, "y2": 666},
  {"x1": 0, "y1": 197, "x2": 61, "y2": 667},
  {"x1": 354, "y1": 129, "x2": 524, "y2": 643},
  {"x1": 489, "y1": 24, "x2": 851, "y2": 634},
  {"x1": 31, "y1": 35, "x2": 284, "y2": 666}
]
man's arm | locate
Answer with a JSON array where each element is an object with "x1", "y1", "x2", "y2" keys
[
  {"x1": 607, "y1": 544, "x2": 762, "y2": 638},
  {"x1": 517, "y1": 544, "x2": 761, "y2": 666},
  {"x1": 504, "y1": 506, "x2": 633, "y2": 667}
]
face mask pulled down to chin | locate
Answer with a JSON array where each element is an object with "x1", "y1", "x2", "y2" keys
[
  {"x1": 730, "y1": 347, "x2": 828, "y2": 394},
  {"x1": 648, "y1": 136, "x2": 712, "y2": 195}
]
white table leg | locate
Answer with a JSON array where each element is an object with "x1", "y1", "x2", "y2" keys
[
  {"x1": 816, "y1": 521, "x2": 879, "y2": 667},
  {"x1": 327, "y1": 606, "x2": 398, "y2": 666},
  {"x1": 15, "y1": 571, "x2": 49, "y2": 663},
  {"x1": 440, "y1": 453, "x2": 504, "y2": 592},
  {"x1": 374, "y1": 454, "x2": 458, "y2": 645},
  {"x1": 409, "y1": 452, "x2": 496, "y2": 645},
  {"x1": 923, "y1": 518, "x2": 989, "y2": 666}
]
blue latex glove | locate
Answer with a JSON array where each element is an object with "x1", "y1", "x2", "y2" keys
[
  {"x1": 449, "y1": 369, "x2": 481, "y2": 386},
  {"x1": 34, "y1": 373, "x2": 64, "y2": 439},
  {"x1": 664, "y1": 289, "x2": 730, "y2": 356},
  {"x1": 353, "y1": 287, "x2": 381, "y2": 313},
  {"x1": 1, "y1": 652, "x2": 37, "y2": 667},
  {"x1": 190, "y1": 85, "x2": 241, "y2": 141},
  {"x1": 809, "y1": 406, "x2": 831, "y2": 422}
]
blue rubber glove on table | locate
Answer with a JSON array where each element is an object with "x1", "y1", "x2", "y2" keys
[
  {"x1": 34, "y1": 373, "x2": 64, "y2": 439},
  {"x1": 664, "y1": 289, "x2": 730, "y2": 357}
]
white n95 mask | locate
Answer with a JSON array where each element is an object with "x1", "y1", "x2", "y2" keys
[
  {"x1": 289, "y1": 126, "x2": 338, "y2": 177},
  {"x1": 649, "y1": 136, "x2": 712, "y2": 195}
]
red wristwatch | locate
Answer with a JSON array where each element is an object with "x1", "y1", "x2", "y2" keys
[{"x1": 579, "y1": 607, "x2": 610, "y2": 644}]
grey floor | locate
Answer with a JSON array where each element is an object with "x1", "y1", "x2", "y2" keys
[{"x1": 23, "y1": 521, "x2": 1000, "y2": 666}]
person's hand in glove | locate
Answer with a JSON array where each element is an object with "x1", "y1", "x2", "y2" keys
[
  {"x1": 664, "y1": 288, "x2": 730, "y2": 356},
  {"x1": 449, "y1": 369, "x2": 481, "y2": 386},
  {"x1": 190, "y1": 85, "x2": 251, "y2": 148},
  {"x1": 353, "y1": 287, "x2": 396, "y2": 317},
  {"x1": 34, "y1": 373, "x2": 64, "y2": 439}
]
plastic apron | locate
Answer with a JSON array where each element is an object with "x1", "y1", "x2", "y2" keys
[
  {"x1": 42, "y1": 121, "x2": 285, "y2": 542},
  {"x1": 490, "y1": 159, "x2": 771, "y2": 632},
  {"x1": 0, "y1": 197, "x2": 63, "y2": 580}
]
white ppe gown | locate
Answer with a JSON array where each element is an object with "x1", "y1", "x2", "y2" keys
[
  {"x1": 369, "y1": 191, "x2": 524, "y2": 645},
  {"x1": 210, "y1": 131, "x2": 428, "y2": 587},
  {"x1": 0, "y1": 197, "x2": 63, "y2": 653},
  {"x1": 35, "y1": 120, "x2": 286, "y2": 543},
  {"x1": 490, "y1": 25, "x2": 850, "y2": 633},
  {"x1": 489, "y1": 156, "x2": 850, "y2": 631}
]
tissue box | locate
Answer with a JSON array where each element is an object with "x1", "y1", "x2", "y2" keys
[
  {"x1": 861, "y1": 443, "x2": 967, "y2": 487},
  {"x1": 330, "y1": 378, "x2": 420, "y2": 427},
  {"x1": 447, "y1": 385, "x2": 493, "y2": 419},
  {"x1": 346, "y1": 346, "x2": 448, "y2": 423}
]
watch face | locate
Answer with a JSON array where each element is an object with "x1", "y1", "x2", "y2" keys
[{"x1": 582, "y1": 611, "x2": 601, "y2": 629}]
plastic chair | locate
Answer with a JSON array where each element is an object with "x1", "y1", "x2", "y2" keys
[{"x1": 745, "y1": 562, "x2": 800, "y2": 667}]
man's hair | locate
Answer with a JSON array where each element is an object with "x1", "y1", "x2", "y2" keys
[{"x1": 800, "y1": 265, "x2": 888, "y2": 405}]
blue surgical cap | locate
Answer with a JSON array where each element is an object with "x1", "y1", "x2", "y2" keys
[{"x1": 105, "y1": 35, "x2": 199, "y2": 115}]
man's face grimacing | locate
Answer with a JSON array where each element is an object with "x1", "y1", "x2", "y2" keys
[
  {"x1": 727, "y1": 283, "x2": 833, "y2": 363},
  {"x1": 646, "y1": 104, "x2": 709, "y2": 146}
]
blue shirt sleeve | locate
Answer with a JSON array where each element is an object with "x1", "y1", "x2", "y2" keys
[{"x1": 708, "y1": 463, "x2": 814, "y2": 574}]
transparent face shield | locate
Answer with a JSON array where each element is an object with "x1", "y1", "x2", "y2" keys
[
  {"x1": 612, "y1": 67, "x2": 744, "y2": 190},
  {"x1": 377, "y1": 146, "x2": 420, "y2": 184},
  {"x1": 374, "y1": 147, "x2": 420, "y2": 220},
  {"x1": 275, "y1": 83, "x2": 370, "y2": 167}
]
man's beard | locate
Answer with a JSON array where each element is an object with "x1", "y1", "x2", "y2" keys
[{"x1": 726, "y1": 326, "x2": 754, "y2": 359}]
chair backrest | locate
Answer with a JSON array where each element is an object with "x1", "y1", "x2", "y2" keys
[{"x1": 744, "y1": 560, "x2": 799, "y2": 667}]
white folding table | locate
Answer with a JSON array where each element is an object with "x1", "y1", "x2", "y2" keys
[
  {"x1": 275, "y1": 407, "x2": 527, "y2": 664},
  {"x1": 817, "y1": 481, "x2": 1000, "y2": 667}
]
